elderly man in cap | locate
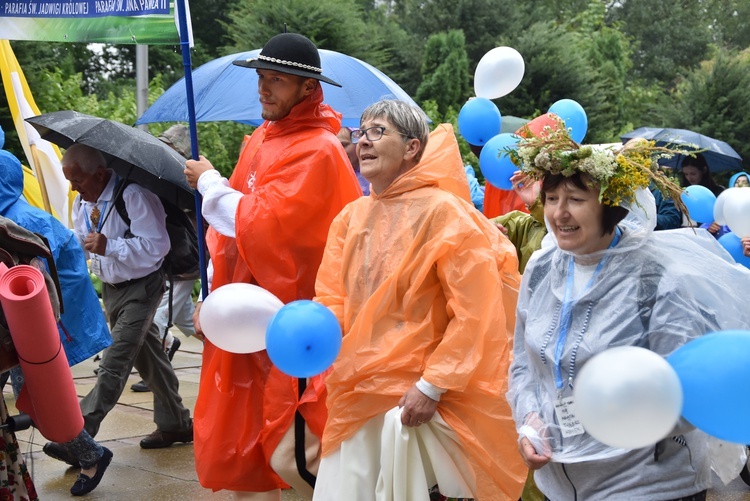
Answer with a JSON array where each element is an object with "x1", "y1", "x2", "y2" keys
[{"x1": 185, "y1": 32, "x2": 361, "y2": 499}]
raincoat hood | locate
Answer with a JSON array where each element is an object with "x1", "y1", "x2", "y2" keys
[
  {"x1": 0, "y1": 150, "x2": 25, "y2": 215},
  {"x1": 729, "y1": 171, "x2": 750, "y2": 187},
  {"x1": 264, "y1": 84, "x2": 341, "y2": 139}
]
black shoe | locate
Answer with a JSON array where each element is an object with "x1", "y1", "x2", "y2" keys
[
  {"x1": 70, "y1": 447, "x2": 113, "y2": 496},
  {"x1": 167, "y1": 337, "x2": 181, "y2": 362},
  {"x1": 43, "y1": 442, "x2": 81, "y2": 468},
  {"x1": 139, "y1": 424, "x2": 193, "y2": 449},
  {"x1": 130, "y1": 380, "x2": 150, "y2": 392}
]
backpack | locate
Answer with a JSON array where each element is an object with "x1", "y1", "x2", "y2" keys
[{"x1": 112, "y1": 179, "x2": 200, "y2": 281}]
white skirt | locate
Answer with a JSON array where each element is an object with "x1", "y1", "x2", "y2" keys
[{"x1": 313, "y1": 406, "x2": 476, "y2": 501}]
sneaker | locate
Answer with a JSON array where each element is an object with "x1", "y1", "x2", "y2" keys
[
  {"x1": 167, "y1": 337, "x2": 181, "y2": 362},
  {"x1": 43, "y1": 442, "x2": 80, "y2": 468},
  {"x1": 130, "y1": 380, "x2": 150, "y2": 392},
  {"x1": 139, "y1": 424, "x2": 193, "y2": 449},
  {"x1": 70, "y1": 447, "x2": 113, "y2": 496}
]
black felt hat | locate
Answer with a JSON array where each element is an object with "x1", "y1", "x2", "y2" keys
[{"x1": 233, "y1": 33, "x2": 342, "y2": 87}]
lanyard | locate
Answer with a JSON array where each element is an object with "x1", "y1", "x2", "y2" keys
[
  {"x1": 548, "y1": 227, "x2": 622, "y2": 390},
  {"x1": 84, "y1": 201, "x2": 108, "y2": 234}
]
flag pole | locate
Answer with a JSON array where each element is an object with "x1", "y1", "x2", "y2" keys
[
  {"x1": 29, "y1": 143, "x2": 53, "y2": 215},
  {"x1": 174, "y1": 0, "x2": 208, "y2": 299}
]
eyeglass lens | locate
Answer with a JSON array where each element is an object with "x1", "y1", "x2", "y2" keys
[{"x1": 352, "y1": 127, "x2": 385, "y2": 144}]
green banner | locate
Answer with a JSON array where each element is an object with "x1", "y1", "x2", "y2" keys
[{"x1": 0, "y1": 0, "x2": 185, "y2": 44}]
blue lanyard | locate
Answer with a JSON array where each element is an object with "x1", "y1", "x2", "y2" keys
[
  {"x1": 84, "y1": 201, "x2": 108, "y2": 234},
  {"x1": 552, "y1": 227, "x2": 622, "y2": 390}
]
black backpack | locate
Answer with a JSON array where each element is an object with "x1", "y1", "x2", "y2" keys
[{"x1": 112, "y1": 179, "x2": 200, "y2": 281}]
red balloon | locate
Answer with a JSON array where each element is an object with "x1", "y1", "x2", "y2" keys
[{"x1": 515, "y1": 112, "x2": 562, "y2": 138}]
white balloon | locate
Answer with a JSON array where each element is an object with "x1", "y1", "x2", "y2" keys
[
  {"x1": 573, "y1": 346, "x2": 683, "y2": 450},
  {"x1": 474, "y1": 47, "x2": 525, "y2": 99},
  {"x1": 723, "y1": 188, "x2": 750, "y2": 237},
  {"x1": 713, "y1": 187, "x2": 739, "y2": 226},
  {"x1": 200, "y1": 283, "x2": 284, "y2": 353}
]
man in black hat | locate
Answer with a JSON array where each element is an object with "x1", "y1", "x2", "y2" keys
[{"x1": 184, "y1": 32, "x2": 361, "y2": 499}]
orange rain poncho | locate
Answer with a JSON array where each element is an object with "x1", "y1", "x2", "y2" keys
[
  {"x1": 194, "y1": 86, "x2": 362, "y2": 492},
  {"x1": 483, "y1": 182, "x2": 528, "y2": 218},
  {"x1": 315, "y1": 124, "x2": 527, "y2": 500}
]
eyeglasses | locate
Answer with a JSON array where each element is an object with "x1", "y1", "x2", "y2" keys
[{"x1": 351, "y1": 126, "x2": 412, "y2": 144}]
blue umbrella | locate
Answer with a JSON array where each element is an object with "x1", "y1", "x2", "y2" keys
[
  {"x1": 620, "y1": 127, "x2": 742, "y2": 172},
  {"x1": 136, "y1": 49, "x2": 419, "y2": 128}
]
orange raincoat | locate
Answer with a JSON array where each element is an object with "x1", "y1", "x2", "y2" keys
[
  {"x1": 315, "y1": 124, "x2": 527, "y2": 500},
  {"x1": 483, "y1": 182, "x2": 528, "y2": 218},
  {"x1": 194, "y1": 86, "x2": 362, "y2": 491}
]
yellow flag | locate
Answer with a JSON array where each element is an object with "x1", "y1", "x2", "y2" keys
[{"x1": 0, "y1": 39, "x2": 74, "y2": 227}]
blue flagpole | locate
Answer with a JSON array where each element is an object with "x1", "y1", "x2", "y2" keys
[{"x1": 174, "y1": 0, "x2": 209, "y2": 299}]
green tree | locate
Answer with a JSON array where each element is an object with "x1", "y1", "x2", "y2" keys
[
  {"x1": 494, "y1": 22, "x2": 612, "y2": 139},
  {"x1": 416, "y1": 31, "x2": 470, "y2": 114},
  {"x1": 704, "y1": 0, "x2": 750, "y2": 50},
  {"x1": 663, "y1": 49, "x2": 750, "y2": 163},
  {"x1": 222, "y1": 0, "x2": 390, "y2": 68},
  {"x1": 607, "y1": 0, "x2": 711, "y2": 84},
  {"x1": 0, "y1": 65, "x2": 248, "y2": 182},
  {"x1": 391, "y1": 0, "x2": 542, "y2": 71}
]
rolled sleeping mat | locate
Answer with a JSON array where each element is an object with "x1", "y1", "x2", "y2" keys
[{"x1": 0, "y1": 263, "x2": 83, "y2": 443}]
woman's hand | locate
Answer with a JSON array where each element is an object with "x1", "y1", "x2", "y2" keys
[
  {"x1": 519, "y1": 412, "x2": 552, "y2": 470},
  {"x1": 491, "y1": 217, "x2": 509, "y2": 235},
  {"x1": 707, "y1": 222, "x2": 721, "y2": 235},
  {"x1": 398, "y1": 385, "x2": 438, "y2": 427},
  {"x1": 742, "y1": 237, "x2": 750, "y2": 258},
  {"x1": 519, "y1": 436, "x2": 552, "y2": 470},
  {"x1": 510, "y1": 171, "x2": 540, "y2": 207}
]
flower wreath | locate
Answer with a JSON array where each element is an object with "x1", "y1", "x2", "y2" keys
[{"x1": 509, "y1": 116, "x2": 690, "y2": 215}]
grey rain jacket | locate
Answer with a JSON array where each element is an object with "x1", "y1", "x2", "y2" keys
[{"x1": 508, "y1": 189, "x2": 750, "y2": 500}]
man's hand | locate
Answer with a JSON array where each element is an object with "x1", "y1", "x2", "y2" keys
[
  {"x1": 398, "y1": 384, "x2": 438, "y2": 427},
  {"x1": 83, "y1": 232, "x2": 107, "y2": 256},
  {"x1": 192, "y1": 301, "x2": 205, "y2": 342},
  {"x1": 510, "y1": 171, "x2": 540, "y2": 207},
  {"x1": 707, "y1": 222, "x2": 722, "y2": 235},
  {"x1": 742, "y1": 236, "x2": 750, "y2": 258},
  {"x1": 185, "y1": 156, "x2": 216, "y2": 189}
]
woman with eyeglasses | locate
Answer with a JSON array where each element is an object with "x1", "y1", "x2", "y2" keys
[{"x1": 312, "y1": 100, "x2": 526, "y2": 500}]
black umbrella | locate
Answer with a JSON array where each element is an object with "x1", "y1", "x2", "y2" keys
[
  {"x1": 25, "y1": 111, "x2": 194, "y2": 210},
  {"x1": 620, "y1": 127, "x2": 743, "y2": 172}
]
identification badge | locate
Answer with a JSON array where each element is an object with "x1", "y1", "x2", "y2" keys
[
  {"x1": 554, "y1": 397, "x2": 585, "y2": 438},
  {"x1": 90, "y1": 256, "x2": 102, "y2": 276}
]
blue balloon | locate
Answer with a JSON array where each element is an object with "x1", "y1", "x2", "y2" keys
[
  {"x1": 266, "y1": 300, "x2": 342, "y2": 378},
  {"x1": 457, "y1": 98, "x2": 502, "y2": 146},
  {"x1": 548, "y1": 99, "x2": 588, "y2": 143},
  {"x1": 681, "y1": 185, "x2": 716, "y2": 223},
  {"x1": 667, "y1": 331, "x2": 750, "y2": 443},
  {"x1": 717, "y1": 232, "x2": 750, "y2": 268},
  {"x1": 479, "y1": 133, "x2": 520, "y2": 190}
]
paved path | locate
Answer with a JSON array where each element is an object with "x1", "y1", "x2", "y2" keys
[{"x1": 6, "y1": 333, "x2": 750, "y2": 500}]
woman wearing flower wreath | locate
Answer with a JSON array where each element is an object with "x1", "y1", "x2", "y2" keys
[{"x1": 506, "y1": 122, "x2": 750, "y2": 501}]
